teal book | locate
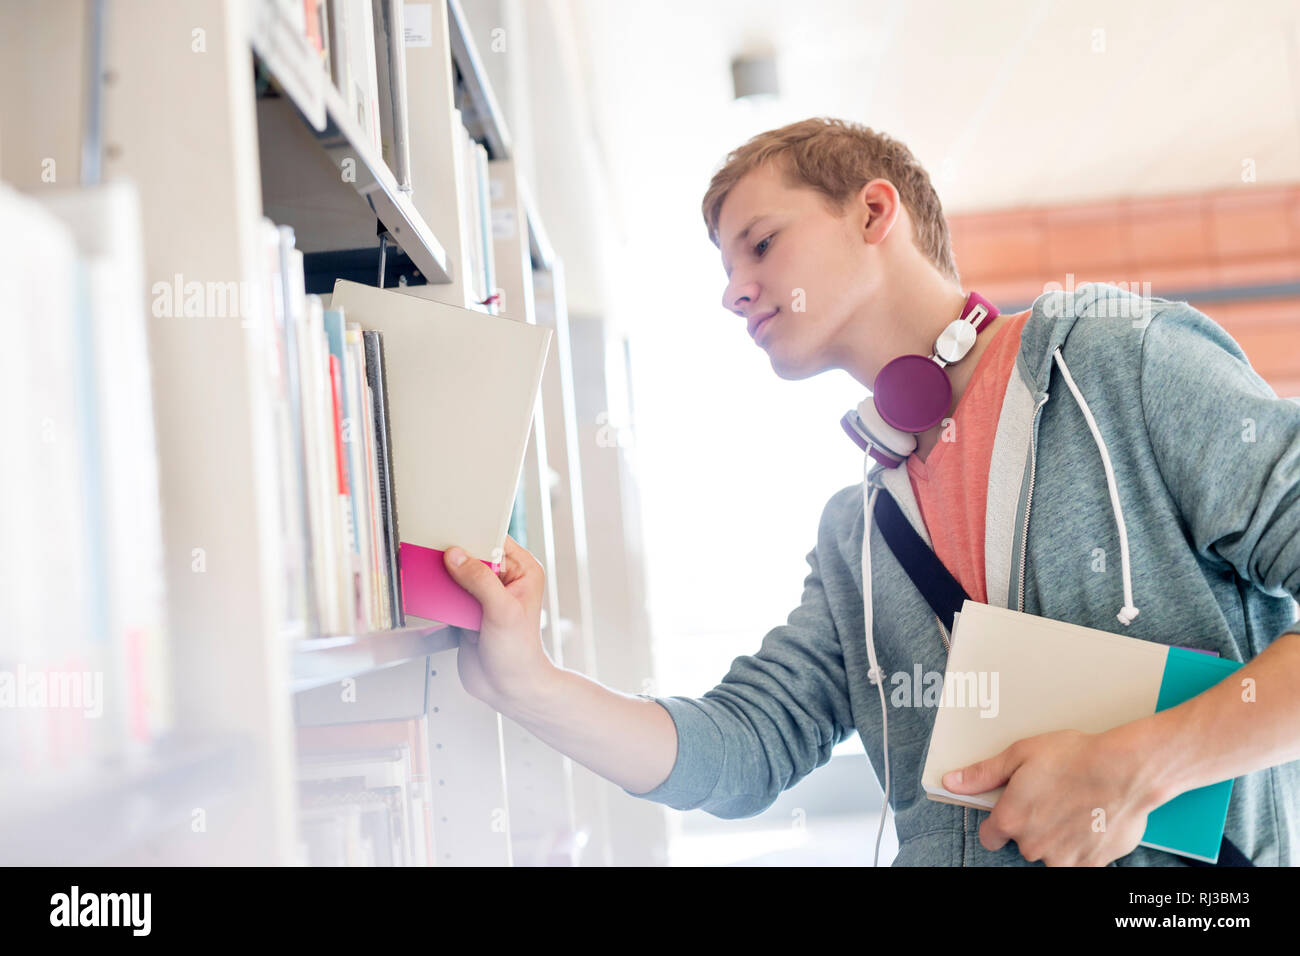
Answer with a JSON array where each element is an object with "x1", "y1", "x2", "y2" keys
[{"x1": 1142, "y1": 648, "x2": 1243, "y2": 862}]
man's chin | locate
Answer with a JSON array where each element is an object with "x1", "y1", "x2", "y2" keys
[{"x1": 768, "y1": 349, "x2": 825, "y2": 381}]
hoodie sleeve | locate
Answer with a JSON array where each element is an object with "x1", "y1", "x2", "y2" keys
[
  {"x1": 1140, "y1": 302, "x2": 1300, "y2": 637},
  {"x1": 622, "y1": 493, "x2": 858, "y2": 818}
]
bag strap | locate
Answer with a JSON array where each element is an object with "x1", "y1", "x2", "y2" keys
[
  {"x1": 872, "y1": 486, "x2": 968, "y2": 633},
  {"x1": 869, "y1": 487, "x2": 1254, "y2": 868}
]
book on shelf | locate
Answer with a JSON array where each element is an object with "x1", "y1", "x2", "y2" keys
[
  {"x1": 297, "y1": 717, "x2": 434, "y2": 866},
  {"x1": 327, "y1": 348, "x2": 359, "y2": 631},
  {"x1": 370, "y1": 0, "x2": 412, "y2": 192},
  {"x1": 353, "y1": 0, "x2": 382, "y2": 153},
  {"x1": 323, "y1": 0, "x2": 351, "y2": 122},
  {"x1": 323, "y1": 309, "x2": 365, "y2": 631},
  {"x1": 298, "y1": 747, "x2": 415, "y2": 865},
  {"x1": 329, "y1": 279, "x2": 552, "y2": 629},
  {"x1": 453, "y1": 112, "x2": 481, "y2": 307},
  {"x1": 473, "y1": 139, "x2": 498, "y2": 314},
  {"x1": 401, "y1": 4, "x2": 450, "y2": 279},
  {"x1": 362, "y1": 330, "x2": 405, "y2": 627},
  {"x1": 2, "y1": 180, "x2": 170, "y2": 784},
  {"x1": 303, "y1": 0, "x2": 330, "y2": 75},
  {"x1": 323, "y1": 0, "x2": 382, "y2": 150},
  {"x1": 432, "y1": 107, "x2": 499, "y2": 315},
  {"x1": 257, "y1": 223, "x2": 405, "y2": 636},
  {"x1": 301, "y1": 290, "x2": 350, "y2": 633},
  {"x1": 345, "y1": 325, "x2": 391, "y2": 629},
  {"x1": 259, "y1": 0, "x2": 511, "y2": 317},
  {"x1": 461, "y1": 128, "x2": 499, "y2": 314},
  {"x1": 258, "y1": 219, "x2": 314, "y2": 638}
]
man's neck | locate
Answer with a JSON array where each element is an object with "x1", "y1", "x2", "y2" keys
[
  {"x1": 912, "y1": 307, "x2": 1014, "y2": 462},
  {"x1": 839, "y1": 265, "x2": 1009, "y2": 464}
]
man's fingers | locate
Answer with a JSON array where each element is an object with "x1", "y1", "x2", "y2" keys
[
  {"x1": 945, "y1": 741, "x2": 1023, "y2": 795},
  {"x1": 980, "y1": 815, "x2": 1012, "y2": 852},
  {"x1": 444, "y1": 539, "x2": 546, "y2": 629},
  {"x1": 443, "y1": 547, "x2": 508, "y2": 619},
  {"x1": 504, "y1": 534, "x2": 543, "y2": 573},
  {"x1": 495, "y1": 537, "x2": 542, "y2": 593},
  {"x1": 498, "y1": 544, "x2": 523, "y2": 581}
]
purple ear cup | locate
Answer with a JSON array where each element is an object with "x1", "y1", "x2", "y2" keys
[
  {"x1": 842, "y1": 402, "x2": 916, "y2": 467},
  {"x1": 840, "y1": 410, "x2": 869, "y2": 452},
  {"x1": 841, "y1": 291, "x2": 999, "y2": 466},
  {"x1": 840, "y1": 411, "x2": 909, "y2": 467},
  {"x1": 873, "y1": 354, "x2": 953, "y2": 433}
]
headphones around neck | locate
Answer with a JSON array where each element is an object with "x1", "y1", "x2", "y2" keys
[{"x1": 840, "y1": 291, "x2": 1000, "y2": 468}]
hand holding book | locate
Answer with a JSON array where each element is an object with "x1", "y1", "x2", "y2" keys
[
  {"x1": 443, "y1": 534, "x2": 555, "y2": 708},
  {"x1": 922, "y1": 600, "x2": 1244, "y2": 864},
  {"x1": 942, "y1": 727, "x2": 1157, "y2": 866}
]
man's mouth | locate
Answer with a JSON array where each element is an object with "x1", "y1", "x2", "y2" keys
[{"x1": 750, "y1": 308, "x2": 779, "y2": 340}]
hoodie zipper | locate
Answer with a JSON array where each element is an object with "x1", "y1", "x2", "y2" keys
[
  {"x1": 934, "y1": 613, "x2": 950, "y2": 653},
  {"x1": 945, "y1": 388, "x2": 1046, "y2": 865},
  {"x1": 1016, "y1": 393, "x2": 1051, "y2": 614}
]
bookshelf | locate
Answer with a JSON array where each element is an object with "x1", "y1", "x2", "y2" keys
[
  {"x1": 1, "y1": 0, "x2": 608, "y2": 866},
  {"x1": 291, "y1": 622, "x2": 457, "y2": 694},
  {"x1": 251, "y1": 1, "x2": 453, "y2": 284}
]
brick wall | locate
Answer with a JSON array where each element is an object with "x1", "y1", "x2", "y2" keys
[{"x1": 948, "y1": 184, "x2": 1300, "y2": 398}]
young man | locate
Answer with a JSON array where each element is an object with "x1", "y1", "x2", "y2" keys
[{"x1": 443, "y1": 117, "x2": 1300, "y2": 866}]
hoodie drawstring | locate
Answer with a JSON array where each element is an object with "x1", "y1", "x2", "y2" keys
[{"x1": 1051, "y1": 347, "x2": 1140, "y2": 626}]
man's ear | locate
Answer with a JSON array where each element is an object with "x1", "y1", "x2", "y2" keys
[{"x1": 858, "y1": 178, "x2": 901, "y2": 245}]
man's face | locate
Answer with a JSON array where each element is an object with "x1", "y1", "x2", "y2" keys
[{"x1": 717, "y1": 161, "x2": 877, "y2": 380}]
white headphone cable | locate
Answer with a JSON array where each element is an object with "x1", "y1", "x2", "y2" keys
[{"x1": 862, "y1": 459, "x2": 890, "y2": 866}]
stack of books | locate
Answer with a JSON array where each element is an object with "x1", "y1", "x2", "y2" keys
[
  {"x1": 258, "y1": 222, "x2": 403, "y2": 637},
  {"x1": 453, "y1": 110, "x2": 499, "y2": 314},
  {"x1": 296, "y1": 718, "x2": 434, "y2": 865}
]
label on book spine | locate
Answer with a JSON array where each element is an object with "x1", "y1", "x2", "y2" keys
[{"x1": 403, "y1": 4, "x2": 433, "y2": 46}]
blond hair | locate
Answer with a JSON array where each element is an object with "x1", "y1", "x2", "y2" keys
[{"x1": 701, "y1": 117, "x2": 959, "y2": 283}]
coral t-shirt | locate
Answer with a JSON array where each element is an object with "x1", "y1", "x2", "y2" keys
[{"x1": 905, "y1": 309, "x2": 1032, "y2": 604}]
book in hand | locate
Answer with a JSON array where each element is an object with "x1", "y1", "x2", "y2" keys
[
  {"x1": 328, "y1": 280, "x2": 552, "y2": 630},
  {"x1": 920, "y1": 600, "x2": 1243, "y2": 864}
]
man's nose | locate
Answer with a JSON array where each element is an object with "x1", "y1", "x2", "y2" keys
[{"x1": 722, "y1": 276, "x2": 759, "y2": 316}]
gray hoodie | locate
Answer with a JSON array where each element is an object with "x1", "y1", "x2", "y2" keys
[{"x1": 627, "y1": 282, "x2": 1300, "y2": 866}]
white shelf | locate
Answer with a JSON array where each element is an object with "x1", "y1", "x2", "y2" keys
[
  {"x1": 520, "y1": 177, "x2": 556, "y2": 272},
  {"x1": 249, "y1": 0, "x2": 326, "y2": 131},
  {"x1": 446, "y1": 0, "x2": 511, "y2": 160},
  {"x1": 251, "y1": 0, "x2": 452, "y2": 283},
  {"x1": 444, "y1": 0, "x2": 554, "y2": 273},
  {"x1": 291, "y1": 620, "x2": 459, "y2": 693}
]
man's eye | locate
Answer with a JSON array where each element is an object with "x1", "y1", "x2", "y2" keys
[{"x1": 755, "y1": 235, "x2": 772, "y2": 256}]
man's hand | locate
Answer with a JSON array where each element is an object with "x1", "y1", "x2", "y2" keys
[
  {"x1": 442, "y1": 534, "x2": 554, "y2": 708},
  {"x1": 941, "y1": 728, "x2": 1159, "y2": 866}
]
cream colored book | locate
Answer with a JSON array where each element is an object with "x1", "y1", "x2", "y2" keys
[{"x1": 329, "y1": 280, "x2": 551, "y2": 629}]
